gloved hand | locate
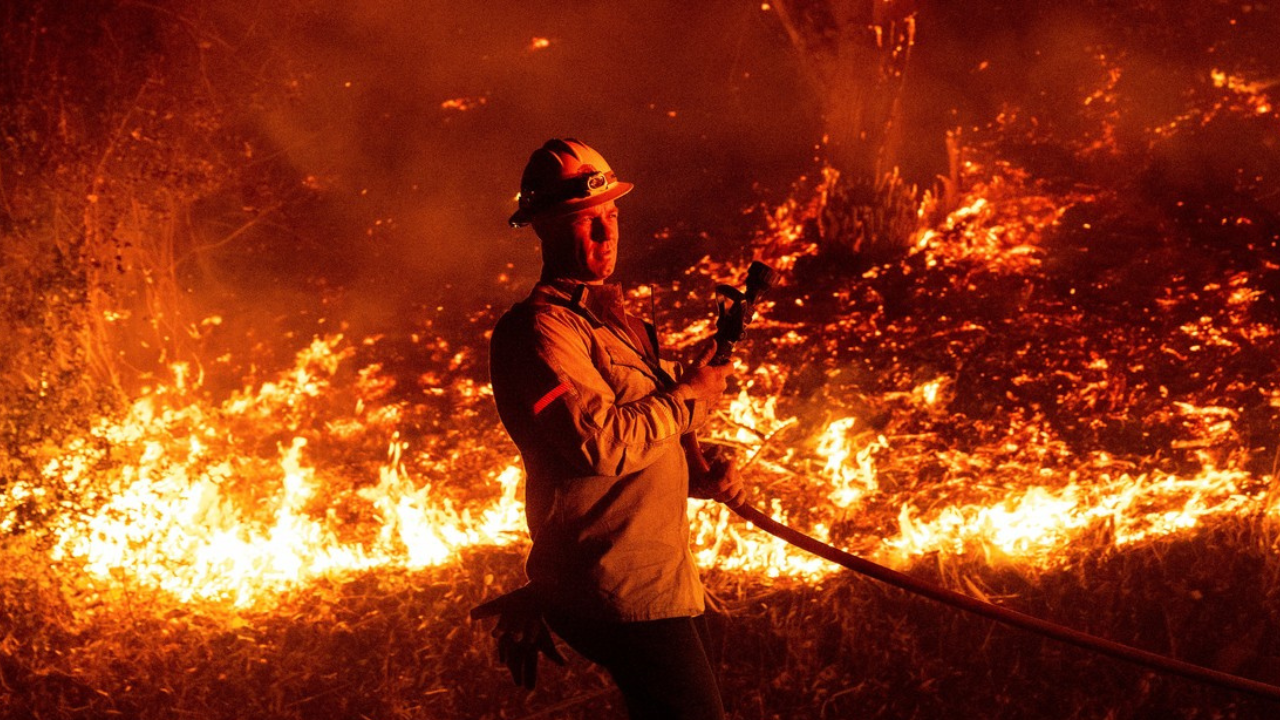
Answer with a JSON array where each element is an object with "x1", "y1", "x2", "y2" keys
[
  {"x1": 470, "y1": 584, "x2": 565, "y2": 690},
  {"x1": 679, "y1": 340, "x2": 734, "y2": 407},
  {"x1": 688, "y1": 444, "x2": 747, "y2": 508}
]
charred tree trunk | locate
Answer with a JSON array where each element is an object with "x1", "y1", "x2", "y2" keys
[{"x1": 771, "y1": 0, "x2": 923, "y2": 257}]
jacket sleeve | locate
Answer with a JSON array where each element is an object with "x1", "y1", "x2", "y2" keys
[{"x1": 514, "y1": 308, "x2": 710, "y2": 477}]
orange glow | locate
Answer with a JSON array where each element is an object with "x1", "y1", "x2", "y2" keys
[{"x1": 7, "y1": 153, "x2": 1277, "y2": 618}]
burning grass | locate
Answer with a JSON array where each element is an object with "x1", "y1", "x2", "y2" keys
[
  {"x1": 5, "y1": 142, "x2": 1280, "y2": 717},
  {"x1": 5, "y1": 1, "x2": 1280, "y2": 715}
]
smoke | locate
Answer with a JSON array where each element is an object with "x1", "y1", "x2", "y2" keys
[
  {"x1": 188, "y1": 0, "x2": 819, "y2": 333},
  {"x1": 14, "y1": 0, "x2": 1273, "y2": 354},
  {"x1": 906, "y1": 1, "x2": 1280, "y2": 181}
]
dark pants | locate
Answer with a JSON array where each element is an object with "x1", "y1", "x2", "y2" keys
[{"x1": 546, "y1": 612, "x2": 725, "y2": 720}]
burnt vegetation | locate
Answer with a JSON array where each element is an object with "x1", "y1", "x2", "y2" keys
[{"x1": 3, "y1": 1, "x2": 1280, "y2": 719}]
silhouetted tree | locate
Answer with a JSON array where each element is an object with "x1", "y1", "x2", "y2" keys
[{"x1": 769, "y1": 0, "x2": 928, "y2": 256}]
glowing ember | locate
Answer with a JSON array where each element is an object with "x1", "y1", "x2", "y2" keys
[
  {"x1": 910, "y1": 166, "x2": 1070, "y2": 271},
  {"x1": 1211, "y1": 69, "x2": 1275, "y2": 116},
  {"x1": 441, "y1": 96, "x2": 487, "y2": 112}
]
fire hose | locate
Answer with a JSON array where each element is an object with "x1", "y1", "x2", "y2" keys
[
  {"x1": 728, "y1": 501, "x2": 1280, "y2": 703},
  {"x1": 698, "y1": 261, "x2": 1279, "y2": 701}
]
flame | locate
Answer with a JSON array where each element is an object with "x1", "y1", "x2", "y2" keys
[
  {"x1": 885, "y1": 462, "x2": 1259, "y2": 567},
  {"x1": 910, "y1": 168, "x2": 1070, "y2": 271},
  {"x1": 816, "y1": 418, "x2": 885, "y2": 508},
  {"x1": 4, "y1": 336, "x2": 527, "y2": 611},
  {"x1": 360, "y1": 437, "x2": 524, "y2": 568},
  {"x1": 692, "y1": 500, "x2": 830, "y2": 580},
  {"x1": 9, "y1": 151, "x2": 1279, "y2": 618}
]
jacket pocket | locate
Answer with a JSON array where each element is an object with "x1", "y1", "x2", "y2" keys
[{"x1": 601, "y1": 343, "x2": 662, "y2": 401}]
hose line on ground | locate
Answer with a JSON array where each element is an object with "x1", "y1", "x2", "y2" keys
[{"x1": 729, "y1": 502, "x2": 1280, "y2": 703}]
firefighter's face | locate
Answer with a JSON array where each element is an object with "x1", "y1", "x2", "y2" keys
[{"x1": 535, "y1": 201, "x2": 619, "y2": 283}]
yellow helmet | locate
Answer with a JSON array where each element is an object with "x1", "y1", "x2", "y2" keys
[{"x1": 508, "y1": 138, "x2": 634, "y2": 227}]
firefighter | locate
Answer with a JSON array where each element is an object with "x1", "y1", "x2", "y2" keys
[{"x1": 478, "y1": 138, "x2": 744, "y2": 719}]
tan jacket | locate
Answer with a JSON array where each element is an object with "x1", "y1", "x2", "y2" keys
[{"x1": 489, "y1": 280, "x2": 711, "y2": 622}]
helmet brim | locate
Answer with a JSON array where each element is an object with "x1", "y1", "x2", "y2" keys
[{"x1": 509, "y1": 182, "x2": 634, "y2": 227}]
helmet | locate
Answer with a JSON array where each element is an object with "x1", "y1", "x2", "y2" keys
[{"x1": 508, "y1": 138, "x2": 634, "y2": 227}]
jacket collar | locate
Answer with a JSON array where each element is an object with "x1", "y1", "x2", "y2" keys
[
  {"x1": 531, "y1": 279, "x2": 618, "y2": 328},
  {"x1": 530, "y1": 280, "x2": 666, "y2": 375}
]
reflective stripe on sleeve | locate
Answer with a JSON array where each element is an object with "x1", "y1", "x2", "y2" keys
[{"x1": 532, "y1": 381, "x2": 571, "y2": 415}]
